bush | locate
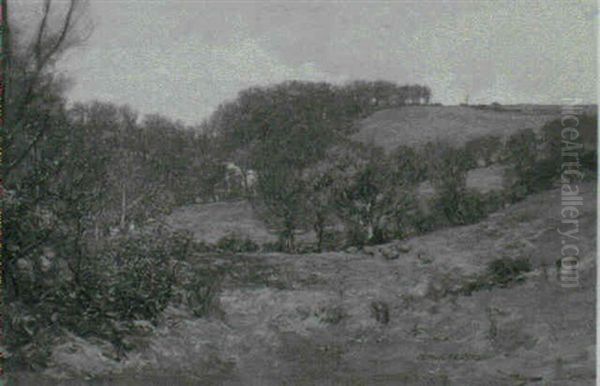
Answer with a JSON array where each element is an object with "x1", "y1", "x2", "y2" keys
[
  {"x1": 461, "y1": 257, "x2": 532, "y2": 295},
  {"x1": 164, "y1": 229, "x2": 195, "y2": 260},
  {"x1": 173, "y1": 264, "x2": 222, "y2": 317},
  {"x1": 215, "y1": 233, "x2": 259, "y2": 253},
  {"x1": 487, "y1": 257, "x2": 532, "y2": 286},
  {"x1": 261, "y1": 241, "x2": 283, "y2": 253},
  {"x1": 435, "y1": 188, "x2": 486, "y2": 226},
  {"x1": 319, "y1": 229, "x2": 346, "y2": 251},
  {"x1": 5, "y1": 230, "x2": 208, "y2": 369},
  {"x1": 464, "y1": 135, "x2": 502, "y2": 167},
  {"x1": 344, "y1": 224, "x2": 370, "y2": 247}
]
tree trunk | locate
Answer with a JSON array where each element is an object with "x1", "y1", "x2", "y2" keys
[
  {"x1": 120, "y1": 185, "x2": 127, "y2": 233},
  {"x1": 314, "y1": 213, "x2": 325, "y2": 252}
]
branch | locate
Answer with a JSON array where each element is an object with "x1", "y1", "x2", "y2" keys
[
  {"x1": 40, "y1": 0, "x2": 77, "y2": 68},
  {"x1": 4, "y1": 119, "x2": 49, "y2": 175},
  {"x1": 33, "y1": 0, "x2": 52, "y2": 68},
  {"x1": 6, "y1": 0, "x2": 85, "y2": 178}
]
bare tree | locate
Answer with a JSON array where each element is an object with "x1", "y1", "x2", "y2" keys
[{"x1": 5, "y1": 0, "x2": 91, "y2": 178}]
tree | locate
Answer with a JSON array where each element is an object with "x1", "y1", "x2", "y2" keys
[
  {"x1": 5, "y1": 0, "x2": 91, "y2": 178},
  {"x1": 502, "y1": 128, "x2": 538, "y2": 198},
  {"x1": 302, "y1": 161, "x2": 337, "y2": 251},
  {"x1": 424, "y1": 142, "x2": 483, "y2": 225},
  {"x1": 4, "y1": 0, "x2": 94, "y2": 293},
  {"x1": 324, "y1": 143, "x2": 395, "y2": 245}
]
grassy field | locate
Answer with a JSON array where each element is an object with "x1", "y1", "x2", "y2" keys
[{"x1": 351, "y1": 105, "x2": 558, "y2": 152}]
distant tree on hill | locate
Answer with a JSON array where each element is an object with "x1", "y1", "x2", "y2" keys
[
  {"x1": 502, "y1": 128, "x2": 538, "y2": 199},
  {"x1": 209, "y1": 80, "x2": 434, "y2": 174},
  {"x1": 425, "y1": 142, "x2": 484, "y2": 225}
]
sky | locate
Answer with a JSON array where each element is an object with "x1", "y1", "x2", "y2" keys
[{"x1": 16, "y1": 0, "x2": 598, "y2": 125}]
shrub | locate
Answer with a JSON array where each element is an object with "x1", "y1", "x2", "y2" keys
[
  {"x1": 261, "y1": 241, "x2": 283, "y2": 253},
  {"x1": 487, "y1": 257, "x2": 532, "y2": 285},
  {"x1": 424, "y1": 142, "x2": 482, "y2": 226},
  {"x1": 176, "y1": 265, "x2": 222, "y2": 317},
  {"x1": 5, "y1": 230, "x2": 210, "y2": 369},
  {"x1": 461, "y1": 257, "x2": 532, "y2": 295},
  {"x1": 344, "y1": 224, "x2": 370, "y2": 247},
  {"x1": 435, "y1": 189, "x2": 486, "y2": 225},
  {"x1": 192, "y1": 240, "x2": 215, "y2": 254},
  {"x1": 408, "y1": 207, "x2": 442, "y2": 235},
  {"x1": 164, "y1": 229, "x2": 195, "y2": 260},
  {"x1": 481, "y1": 191, "x2": 505, "y2": 214},
  {"x1": 319, "y1": 229, "x2": 346, "y2": 251},
  {"x1": 502, "y1": 128, "x2": 538, "y2": 198},
  {"x1": 215, "y1": 233, "x2": 259, "y2": 253},
  {"x1": 464, "y1": 135, "x2": 503, "y2": 167}
]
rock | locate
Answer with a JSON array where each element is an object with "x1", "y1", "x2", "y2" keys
[
  {"x1": 16, "y1": 258, "x2": 32, "y2": 272},
  {"x1": 346, "y1": 246, "x2": 359, "y2": 254},
  {"x1": 39, "y1": 256, "x2": 52, "y2": 273},
  {"x1": 362, "y1": 246, "x2": 378, "y2": 256},
  {"x1": 396, "y1": 244, "x2": 411, "y2": 253},
  {"x1": 381, "y1": 248, "x2": 399, "y2": 260}
]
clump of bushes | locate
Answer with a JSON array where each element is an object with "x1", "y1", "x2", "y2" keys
[
  {"x1": 434, "y1": 188, "x2": 486, "y2": 226},
  {"x1": 464, "y1": 135, "x2": 503, "y2": 167},
  {"x1": 502, "y1": 114, "x2": 598, "y2": 201},
  {"x1": 425, "y1": 143, "x2": 487, "y2": 226},
  {"x1": 487, "y1": 257, "x2": 532, "y2": 285},
  {"x1": 173, "y1": 264, "x2": 222, "y2": 317},
  {"x1": 6, "y1": 229, "x2": 220, "y2": 369},
  {"x1": 215, "y1": 233, "x2": 259, "y2": 253},
  {"x1": 461, "y1": 257, "x2": 532, "y2": 295}
]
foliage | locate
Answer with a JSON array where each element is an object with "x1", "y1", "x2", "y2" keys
[
  {"x1": 408, "y1": 207, "x2": 442, "y2": 235},
  {"x1": 461, "y1": 257, "x2": 532, "y2": 295},
  {"x1": 464, "y1": 135, "x2": 503, "y2": 167},
  {"x1": 173, "y1": 264, "x2": 222, "y2": 318},
  {"x1": 500, "y1": 114, "x2": 598, "y2": 200},
  {"x1": 487, "y1": 257, "x2": 532, "y2": 285},
  {"x1": 255, "y1": 163, "x2": 308, "y2": 252},
  {"x1": 501, "y1": 128, "x2": 539, "y2": 199},
  {"x1": 425, "y1": 143, "x2": 485, "y2": 225},
  {"x1": 5, "y1": 231, "x2": 190, "y2": 368},
  {"x1": 538, "y1": 113, "x2": 598, "y2": 182},
  {"x1": 215, "y1": 233, "x2": 259, "y2": 253}
]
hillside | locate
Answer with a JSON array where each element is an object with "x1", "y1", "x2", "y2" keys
[
  {"x1": 351, "y1": 105, "x2": 557, "y2": 152},
  {"x1": 14, "y1": 182, "x2": 596, "y2": 385}
]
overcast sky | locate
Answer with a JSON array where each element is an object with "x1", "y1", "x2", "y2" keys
[{"x1": 22, "y1": 0, "x2": 599, "y2": 125}]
